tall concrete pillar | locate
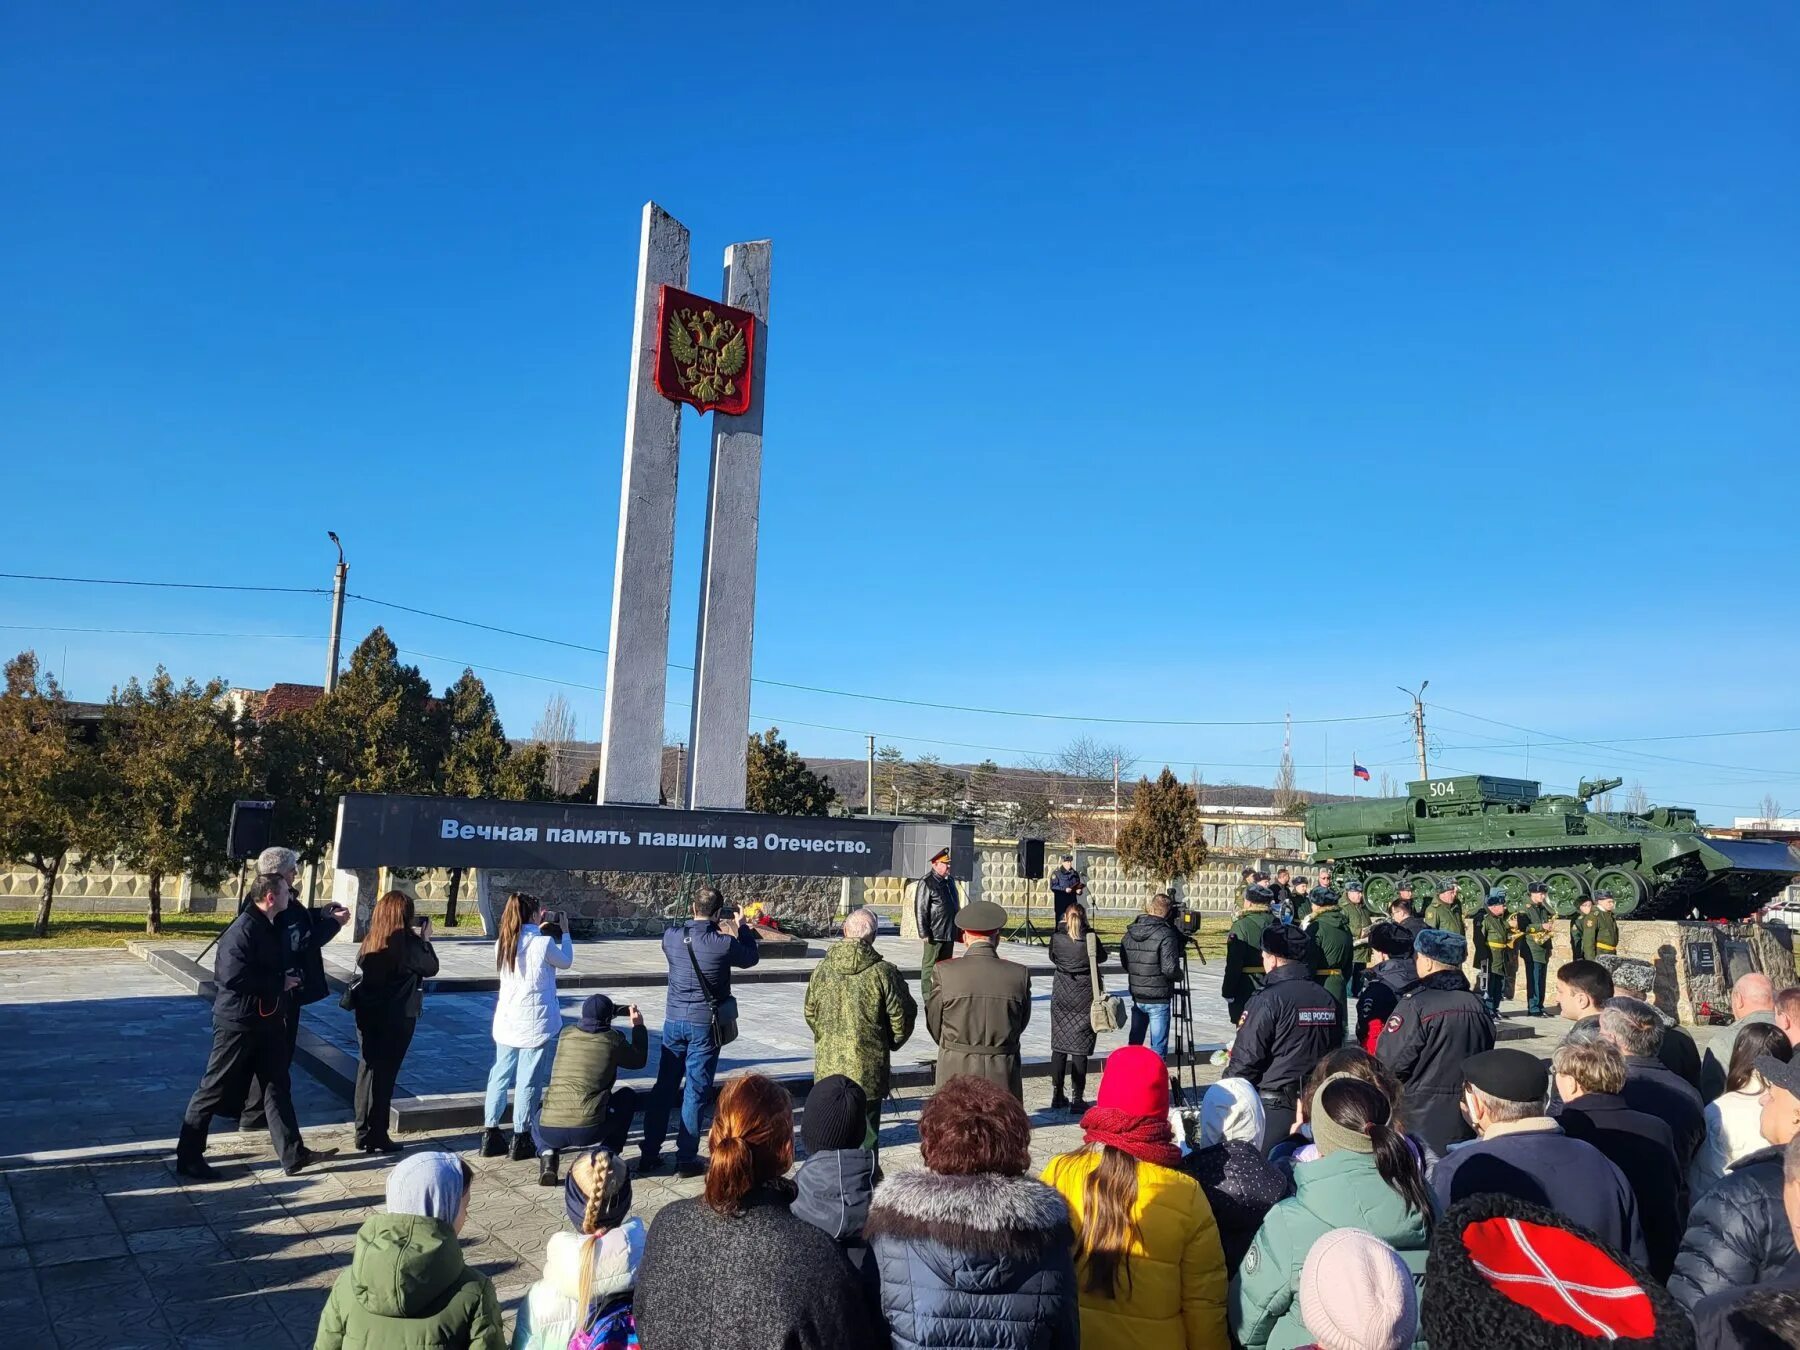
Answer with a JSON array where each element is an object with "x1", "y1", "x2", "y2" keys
[
  {"x1": 686, "y1": 240, "x2": 771, "y2": 810},
  {"x1": 598, "y1": 203, "x2": 691, "y2": 805}
]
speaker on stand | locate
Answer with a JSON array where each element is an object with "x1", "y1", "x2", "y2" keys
[
  {"x1": 1004, "y1": 837, "x2": 1050, "y2": 946},
  {"x1": 200, "y1": 800, "x2": 278, "y2": 962}
]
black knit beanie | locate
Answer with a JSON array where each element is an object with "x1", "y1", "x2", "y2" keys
[
  {"x1": 802, "y1": 1074, "x2": 869, "y2": 1155},
  {"x1": 1423, "y1": 1192, "x2": 1694, "y2": 1350}
]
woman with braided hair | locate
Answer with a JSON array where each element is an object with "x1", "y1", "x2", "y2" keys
[{"x1": 511, "y1": 1147, "x2": 645, "y2": 1350}]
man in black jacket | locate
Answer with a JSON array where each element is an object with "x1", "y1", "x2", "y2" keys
[
  {"x1": 1610, "y1": 959, "x2": 1704, "y2": 1092},
  {"x1": 1225, "y1": 922, "x2": 1339, "y2": 1153},
  {"x1": 1354, "y1": 921, "x2": 1416, "y2": 1049},
  {"x1": 1376, "y1": 927, "x2": 1495, "y2": 1153},
  {"x1": 1602, "y1": 996, "x2": 1707, "y2": 1175},
  {"x1": 913, "y1": 848, "x2": 960, "y2": 1006},
  {"x1": 1120, "y1": 894, "x2": 1183, "y2": 1058},
  {"x1": 1047, "y1": 855, "x2": 1084, "y2": 921},
  {"x1": 1671, "y1": 1053, "x2": 1800, "y2": 1313},
  {"x1": 240, "y1": 846, "x2": 348, "y2": 1134},
  {"x1": 175, "y1": 872, "x2": 321, "y2": 1179},
  {"x1": 1552, "y1": 1038, "x2": 1685, "y2": 1282},
  {"x1": 1690, "y1": 1132, "x2": 1800, "y2": 1348}
]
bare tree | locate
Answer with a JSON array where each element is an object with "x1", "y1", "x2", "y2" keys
[
  {"x1": 1762, "y1": 793, "x2": 1784, "y2": 826},
  {"x1": 1273, "y1": 741, "x2": 1298, "y2": 812},
  {"x1": 1624, "y1": 780, "x2": 1649, "y2": 815},
  {"x1": 1378, "y1": 770, "x2": 1397, "y2": 797},
  {"x1": 532, "y1": 693, "x2": 580, "y2": 796}
]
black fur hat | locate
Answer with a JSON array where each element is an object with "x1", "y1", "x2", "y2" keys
[{"x1": 1423, "y1": 1192, "x2": 1694, "y2": 1349}]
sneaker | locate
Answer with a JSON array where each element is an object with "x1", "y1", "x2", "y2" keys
[
  {"x1": 676, "y1": 1158, "x2": 708, "y2": 1180},
  {"x1": 509, "y1": 1131, "x2": 535, "y2": 1162},
  {"x1": 173, "y1": 1156, "x2": 219, "y2": 1182},
  {"x1": 480, "y1": 1127, "x2": 507, "y2": 1158}
]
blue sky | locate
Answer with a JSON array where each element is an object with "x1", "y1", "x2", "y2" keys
[{"x1": 3, "y1": 4, "x2": 1796, "y2": 818}]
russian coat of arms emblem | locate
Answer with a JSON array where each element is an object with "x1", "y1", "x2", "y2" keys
[{"x1": 653, "y1": 285, "x2": 757, "y2": 416}]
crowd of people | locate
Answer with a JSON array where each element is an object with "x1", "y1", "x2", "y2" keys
[{"x1": 174, "y1": 846, "x2": 1800, "y2": 1349}]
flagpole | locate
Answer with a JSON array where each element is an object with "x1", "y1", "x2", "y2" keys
[{"x1": 1353, "y1": 750, "x2": 1358, "y2": 798}]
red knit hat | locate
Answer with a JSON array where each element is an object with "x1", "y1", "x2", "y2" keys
[{"x1": 1096, "y1": 1045, "x2": 1170, "y2": 1117}]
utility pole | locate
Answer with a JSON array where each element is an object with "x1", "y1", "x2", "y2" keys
[
  {"x1": 1398, "y1": 680, "x2": 1430, "y2": 779},
  {"x1": 673, "y1": 742, "x2": 686, "y2": 808},
  {"x1": 324, "y1": 532, "x2": 347, "y2": 693},
  {"x1": 1111, "y1": 755, "x2": 1121, "y2": 844},
  {"x1": 866, "y1": 735, "x2": 876, "y2": 818}
]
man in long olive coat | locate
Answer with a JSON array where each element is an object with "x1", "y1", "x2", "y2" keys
[{"x1": 926, "y1": 901, "x2": 1033, "y2": 1101}]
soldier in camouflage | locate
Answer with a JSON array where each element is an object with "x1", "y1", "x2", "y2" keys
[
  {"x1": 1425, "y1": 879, "x2": 1466, "y2": 937},
  {"x1": 1341, "y1": 879, "x2": 1375, "y2": 996},
  {"x1": 1573, "y1": 896, "x2": 1599, "y2": 961},
  {"x1": 1306, "y1": 887, "x2": 1356, "y2": 1028},
  {"x1": 803, "y1": 908, "x2": 918, "y2": 1151},
  {"x1": 1474, "y1": 889, "x2": 1512, "y2": 1018},
  {"x1": 1520, "y1": 881, "x2": 1555, "y2": 1016}
]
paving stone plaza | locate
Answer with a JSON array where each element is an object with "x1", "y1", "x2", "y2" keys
[{"x1": 0, "y1": 926, "x2": 1631, "y2": 1348}]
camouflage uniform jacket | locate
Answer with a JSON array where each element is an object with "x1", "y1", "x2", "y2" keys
[
  {"x1": 804, "y1": 939, "x2": 918, "y2": 1099},
  {"x1": 1574, "y1": 912, "x2": 1599, "y2": 960}
]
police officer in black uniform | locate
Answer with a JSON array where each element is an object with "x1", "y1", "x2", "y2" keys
[
  {"x1": 1374, "y1": 926, "x2": 1495, "y2": 1154},
  {"x1": 175, "y1": 871, "x2": 325, "y2": 1179},
  {"x1": 1224, "y1": 922, "x2": 1341, "y2": 1155}
]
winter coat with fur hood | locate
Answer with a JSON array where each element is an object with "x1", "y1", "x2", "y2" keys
[
  {"x1": 510, "y1": 1217, "x2": 645, "y2": 1350},
  {"x1": 865, "y1": 1168, "x2": 1081, "y2": 1350}
]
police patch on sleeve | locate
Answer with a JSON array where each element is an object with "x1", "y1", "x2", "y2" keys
[{"x1": 1385, "y1": 1014, "x2": 1404, "y2": 1035}]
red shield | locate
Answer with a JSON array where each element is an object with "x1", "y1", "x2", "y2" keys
[{"x1": 654, "y1": 285, "x2": 757, "y2": 416}]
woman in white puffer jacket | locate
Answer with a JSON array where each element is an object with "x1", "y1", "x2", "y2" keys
[
  {"x1": 482, "y1": 892, "x2": 574, "y2": 1160},
  {"x1": 1692, "y1": 1021, "x2": 1791, "y2": 1197}
]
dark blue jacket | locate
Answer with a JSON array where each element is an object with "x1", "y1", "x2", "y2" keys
[
  {"x1": 864, "y1": 1169, "x2": 1078, "y2": 1350},
  {"x1": 1433, "y1": 1124, "x2": 1648, "y2": 1270},
  {"x1": 212, "y1": 906, "x2": 288, "y2": 1028},
  {"x1": 661, "y1": 919, "x2": 760, "y2": 1026},
  {"x1": 272, "y1": 904, "x2": 343, "y2": 1006},
  {"x1": 1555, "y1": 1091, "x2": 1685, "y2": 1282}
]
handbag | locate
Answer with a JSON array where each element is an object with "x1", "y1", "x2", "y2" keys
[
  {"x1": 1087, "y1": 932, "x2": 1127, "y2": 1033},
  {"x1": 684, "y1": 930, "x2": 740, "y2": 1047}
]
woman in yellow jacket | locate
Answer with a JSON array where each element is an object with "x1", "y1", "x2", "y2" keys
[{"x1": 1042, "y1": 1045, "x2": 1231, "y2": 1350}]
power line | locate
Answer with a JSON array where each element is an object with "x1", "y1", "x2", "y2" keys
[
  {"x1": 0, "y1": 571, "x2": 327, "y2": 596},
  {"x1": 0, "y1": 623, "x2": 321, "y2": 640},
  {"x1": 1428, "y1": 702, "x2": 1800, "y2": 780}
]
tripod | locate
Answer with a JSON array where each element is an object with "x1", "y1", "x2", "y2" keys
[
  {"x1": 1003, "y1": 878, "x2": 1053, "y2": 946},
  {"x1": 195, "y1": 862, "x2": 250, "y2": 965},
  {"x1": 1167, "y1": 935, "x2": 1210, "y2": 1108}
]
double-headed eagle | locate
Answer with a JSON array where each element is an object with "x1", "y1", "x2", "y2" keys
[{"x1": 666, "y1": 306, "x2": 747, "y2": 405}]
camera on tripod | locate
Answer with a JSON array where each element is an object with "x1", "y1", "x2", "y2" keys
[{"x1": 1167, "y1": 896, "x2": 1201, "y2": 936}]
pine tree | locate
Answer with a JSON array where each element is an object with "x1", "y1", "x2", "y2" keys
[
  {"x1": 875, "y1": 744, "x2": 906, "y2": 812},
  {"x1": 98, "y1": 669, "x2": 244, "y2": 934},
  {"x1": 437, "y1": 668, "x2": 550, "y2": 925},
  {"x1": 746, "y1": 727, "x2": 837, "y2": 816},
  {"x1": 1116, "y1": 767, "x2": 1210, "y2": 891},
  {"x1": 0, "y1": 652, "x2": 102, "y2": 938},
  {"x1": 325, "y1": 628, "x2": 446, "y2": 795}
]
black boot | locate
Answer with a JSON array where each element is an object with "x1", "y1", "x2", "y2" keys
[
  {"x1": 480, "y1": 1127, "x2": 507, "y2": 1158},
  {"x1": 1069, "y1": 1069, "x2": 1088, "y2": 1114},
  {"x1": 173, "y1": 1121, "x2": 217, "y2": 1181},
  {"x1": 1049, "y1": 1085, "x2": 1069, "y2": 1111},
  {"x1": 538, "y1": 1150, "x2": 559, "y2": 1186},
  {"x1": 509, "y1": 1129, "x2": 535, "y2": 1162}
]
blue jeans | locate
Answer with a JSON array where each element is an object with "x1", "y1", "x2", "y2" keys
[
  {"x1": 1129, "y1": 1001, "x2": 1171, "y2": 1058},
  {"x1": 484, "y1": 1042, "x2": 551, "y2": 1131},
  {"x1": 640, "y1": 1020, "x2": 718, "y2": 1164}
]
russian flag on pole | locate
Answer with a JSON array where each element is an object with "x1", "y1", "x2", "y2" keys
[{"x1": 1353, "y1": 763, "x2": 1371, "y2": 781}]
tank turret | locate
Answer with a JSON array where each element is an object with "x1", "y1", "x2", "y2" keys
[{"x1": 1305, "y1": 774, "x2": 1798, "y2": 921}]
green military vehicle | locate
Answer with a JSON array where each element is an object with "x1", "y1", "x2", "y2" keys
[{"x1": 1305, "y1": 773, "x2": 1799, "y2": 921}]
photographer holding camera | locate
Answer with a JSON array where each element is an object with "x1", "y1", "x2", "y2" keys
[
  {"x1": 348, "y1": 891, "x2": 439, "y2": 1154},
  {"x1": 1121, "y1": 892, "x2": 1184, "y2": 1058},
  {"x1": 641, "y1": 886, "x2": 760, "y2": 1177},
  {"x1": 482, "y1": 893, "x2": 575, "y2": 1162}
]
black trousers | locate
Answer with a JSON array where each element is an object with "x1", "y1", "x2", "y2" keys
[
  {"x1": 1261, "y1": 1101, "x2": 1297, "y2": 1157},
  {"x1": 354, "y1": 1016, "x2": 418, "y2": 1147},
  {"x1": 1050, "y1": 1051, "x2": 1089, "y2": 1101},
  {"x1": 239, "y1": 995, "x2": 301, "y2": 1131},
  {"x1": 181, "y1": 1018, "x2": 303, "y2": 1168}
]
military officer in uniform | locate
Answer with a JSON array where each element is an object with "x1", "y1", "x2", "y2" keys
[
  {"x1": 1375, "y1": 927, "x2": 1495, "y2": 1153},
  {"x1": 926, "y1": 901, "x2": 1031, "y2": 1101},
  {"x1": 913, "y1": 848, "x2": 960, "y2": 1005},
  {"x1": 1224, "y1": 923, "x2": 1341, "y2": 1153},
  {"x1": 1520, "y1": 881, "x2": 1555, "y2": 1016},
  {"x1": 1474, "y1": 889, "x2": 1512, "y2": 1018},
  {"x1": 1223, "y1": 882, "x2": 1277, "y2": 1024},
  {"x1": 1341, "y1": 879, "x2": 1375, "y2": 994},
  {"x1": 1306, "y1": 886, "x2": 1355, "y2": 1029},
  {"x1": 1593, "y1": 889, "x2": 1621, "y2": 959},
  {"x1": 1573, "y1": 895, "x2": 1599, "y2": 961},
  {"x1": 1424, "y1": 879, "x2": 1464, "y2": 936}
]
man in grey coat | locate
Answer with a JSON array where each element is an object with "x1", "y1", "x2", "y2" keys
[{"x1": 926, "y1": 901, "x2": 1032, "y2": 1101}]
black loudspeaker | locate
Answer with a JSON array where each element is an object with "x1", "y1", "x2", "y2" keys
[
  {"x1": 227, "y1": 800, "x2": 277, "y2": 861},
  {"x1": 1017, "y1": 837, "x2": 1046, "y2": 880}
]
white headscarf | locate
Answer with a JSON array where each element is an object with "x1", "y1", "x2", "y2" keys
[{"x1": 1199, "y1": 1077, "x2": 1266, "y2": 1147}]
